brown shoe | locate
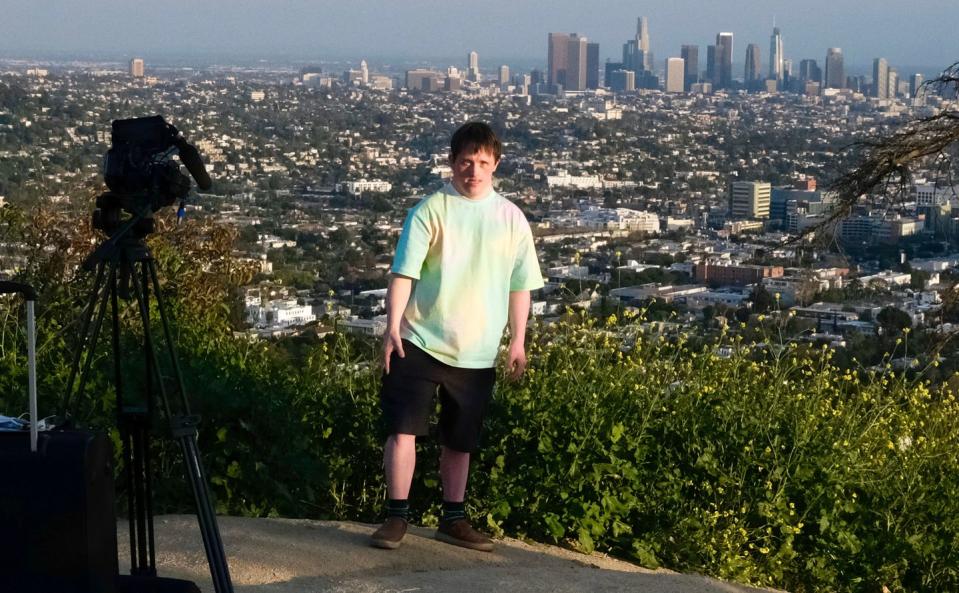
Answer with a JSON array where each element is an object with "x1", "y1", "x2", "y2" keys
[
  {"x1": 371, "y1": 516, "x2": 408, "y2": 549},
  {"x1": 435, "y1": 519, "x2": 494, "y2": 552}
]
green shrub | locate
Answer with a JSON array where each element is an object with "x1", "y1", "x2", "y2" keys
[{"x1": 3, "y1": 204, "x2": 957, "y2": 592}]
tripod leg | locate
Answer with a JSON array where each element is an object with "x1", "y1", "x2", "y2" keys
[
  {"x1": 62, "y1": 261, "x2": 108, "y2": 418},
  {"x1": 133, "y1": 259, "x2": 235, "y2": 593},
  {"x1": 112, "y1": 264, "x2": 154, "y2": 577},
  {"x1": 175, "y1": 424, "x2": 235, "y2": 593}
]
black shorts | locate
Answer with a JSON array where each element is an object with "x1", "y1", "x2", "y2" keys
[{"x1": 380, "y1": 340, "x2": 496, "y2": 453}]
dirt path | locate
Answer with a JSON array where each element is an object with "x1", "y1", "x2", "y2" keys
[{"x1": 118, "y1": 515, "x2": 782, "y2": 593}]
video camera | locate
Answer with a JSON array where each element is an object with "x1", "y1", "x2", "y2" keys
[{"x1": 92, "y1": 116, "x2": 211, "y2": 239}]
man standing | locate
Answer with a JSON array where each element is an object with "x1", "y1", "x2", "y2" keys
[{"x1": 371, "y1": 122, "x2": 543, "y2": 551}]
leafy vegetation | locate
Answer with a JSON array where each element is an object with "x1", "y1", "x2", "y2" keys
[{"x1": 1, "y1": 203, "x2": 958, "y2": 593}]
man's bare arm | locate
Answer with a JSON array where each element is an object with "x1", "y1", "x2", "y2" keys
[
  {"x1": 383, "y1": 274, "x2": 414, "y2": 374},
  {"x1": 506, "y1": 290, "x2": 531, "y2": 380}
]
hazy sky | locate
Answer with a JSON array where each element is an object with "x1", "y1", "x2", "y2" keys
[{"x1": 2, "y1": 0, "x2": 957, "y2": 71}]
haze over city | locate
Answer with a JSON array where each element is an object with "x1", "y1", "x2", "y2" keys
[{"x1": 2, "y1": 0, "x2": 956, "y2": 73}]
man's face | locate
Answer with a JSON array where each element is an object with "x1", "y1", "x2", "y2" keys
[{"x1": 449, "y1": 144, "x2": 499, "y2": 199}]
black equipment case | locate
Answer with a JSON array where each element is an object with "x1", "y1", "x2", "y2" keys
[{"x1": 0, "y1": 281, "x2": 119, "y2": 593}]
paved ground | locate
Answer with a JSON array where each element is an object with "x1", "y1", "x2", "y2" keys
[{"x1": 118, "y1": 515, "x2": 781, "y2": 593}]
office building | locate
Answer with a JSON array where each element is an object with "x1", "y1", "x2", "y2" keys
[
  {"x1": 872, "y1": 58, "x2": 888, "y2": 98},
  {"x1": 716, "y1": 33, "x2": 734, "y2": 89},
  {"x1": 706, "y1": 45, "x2": 717, "y2": 85},
  {"x1": 637, "y1": 17, "x2": 650, "y2": 53},
  {"x1": 405, "y1": 69, "x2": 442, "y2": 91},
  {"x1": 745, "y1": 44, "x2": 761, "y2": 86},
  {"x1": 888, "y1": 68, "x2": 899, "y2": 99},
  {"x1": 609, "y1": 69, "x2": 635, "y2": 92},
  {"x1": 548, "y1": 33, "x2": 569, "y2": 88},
  {"x1": 636, "y1": 17, "x2": 652, "y2": 71},
  {"x1": 129, "y1": 58, "x2": 144, "y2": 78},
  {"x1": 468, "y1": 51, "x2": 480, "y2": 81},
  {"x1": 499, "y1": 65, "x2": 510, "y2": 85},
  {"x1": 769, "y1": 27, "x2": 783, "y2": 84},
  {"x1": 548, "y1": 32, "x2": 588, "y2": 91},
  {"x1": 825, "y1": 48, "x2": 844, "y2": 89},
  {"x1": 799, "y1": 59, "x2": 822, "y2": 83},
  {"x1": 681, "y1": 45, "x2": 699, "y2": 91},
  {"x1": 665, "y1": 58, "x2": 685, "y2": 93},
  {"x1": 360, "y1": 60, "x2": 369, "y2": 85},
  {"x1": 605, "y1": 61, "x2": 624, "y2": 87},
  {"x1": 911, "y1": 73, "x2": 925, "y2": 98},
  {"x1": 586, "y1": 42, "x2": 600, "y2": 89},
  {"x1": 566, "y1": 34, "x2": 588, "y2": 91},
  {"x1": 730, "y1": 181, "x2": 771, "y2": 219}
]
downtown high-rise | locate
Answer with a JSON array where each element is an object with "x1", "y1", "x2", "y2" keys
[
  {"x1": 547, "y1": 32, "x2": 588, "y2": 91},
  {"x1": 745, "y1": 44, "x2": 762, "y2": 86},
  {"x1": 586, "y1": 42, "x2": 600, "y2": 89},
  {"x1": 769, "y1": 27, "x2": 783, "y2": 86},
  {"x1": 873, "y1": 57, "x2": 889, "y2": 98},
  {"x1": 681, "y1": 45, "x2": 699, "y2": 91},
  {"x1": 716, "y1": 33, "x2": 734, "y2": 89},
  {"x1": 665, "y1": 57, "x2": 685, "y2": 93},
  {"x1": 130, "y1": 58, "x2": 144, "y2": 78},
  {"x1": 825, "y1": 48, "x2": 844, "y2": 89},
  {"x1": 636, "y1": 17, "x2": 652, "y2": 71}
]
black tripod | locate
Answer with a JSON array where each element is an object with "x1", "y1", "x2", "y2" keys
[{"x1": 64, "y1": 212, "x2": 234, "y2": 593}]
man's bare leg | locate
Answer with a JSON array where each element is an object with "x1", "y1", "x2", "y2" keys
[
  {"x1": 384, "y1": 433, "x2": 417, "y2": 499},
  {"x1": 372, "y1": 434, "x2": 417, "y2": 549},
  {"x1": 435, "y1": 445, "x2": 493, "y2": 550},
  {"x1": 439, "y1": 445, "x2": 470, "y2": 502}
]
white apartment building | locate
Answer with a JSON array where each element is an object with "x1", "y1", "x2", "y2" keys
[
  {"x1": 270, "y1": 301, "x2": 316, "y2": 328},
  {"x1": 247, "y1": 298, "x2": 316, "y2": 329},
  {"x1": 546, "y1": 173, "x2": 603, "y2": 189},
  {"x1": 581, "y1": 207, "x2": 661, "y2": 233},
  {"x1": 336, "y1": 179, "x2": 393, "y2": 195}
]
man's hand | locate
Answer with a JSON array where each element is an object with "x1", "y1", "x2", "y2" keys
[
  {"x1": 505, "y1": 340, "x2": 527, "y2": 381},
  {"x1": 383, "y1": 329, "x2": 405, "y2": 374}
]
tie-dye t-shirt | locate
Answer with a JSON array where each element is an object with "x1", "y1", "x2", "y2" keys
[{"x1": 391, "y1": 183, "x2": 544, "y2": 369}]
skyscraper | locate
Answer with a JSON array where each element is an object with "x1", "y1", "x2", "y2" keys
[
  {"x1": 716, "y1": 33, "x2": 734, "y2": 89},
  {"x1": 499, "y1": 65, "x2": 510, "y2": 85},
  {"x1": 745, "y1": 44, "x2": 761, "y2": 86},
  {"x1": 681, "y1": 45, "x2": 699, "y2": 91},
  {"x1": 636, "y1": 17, "x2": 652, "y2": 71},
  {"x1": 586, "y1": 42, "x2": 600, "y2": 89},
  {"x1": 888, "y1": 68, "x2": 899, "y2": 99},
  {"x1": 665, "y1": 58, "x2": 685, "y2": 93},
  {"x1": 636, "y1": 17, "x2": 650, "y2": 53},
  {"x1": 706, "y1": 45, "x2": 717, "y2": 85},
  {"x1": 824, "y1": 48, "x2": 844, "y2": 89},
  {"x1": 548, "y1": 33, "x2": 570, "y2": 88},
  {"x1": 911, "y1": 73, "x2": 925, "y2": 99},
  {"x1": 872, "y1": 58, "x2": 889, "y2": 99},
  {"x1": 799, "y1": 59, "x2": 822, "y2": 83},
  {"x1": 565, "y1": 34, "x2": 588, "y2": 91},
  {"x1": 769, "y1": 27, "x2": 783, "y2": 85},
  {"x1": 129, "y1": 58, "x2": 144, "y2": 78},
  {"x1": 609, "y1": 69, "x2": 635, "y2": 92},
  {"x1": 468, "y1": 51, "x2": 480, "y2": 81},
  {"x1": 360, "y1": 60, "x2": 369, "y2": 85}
]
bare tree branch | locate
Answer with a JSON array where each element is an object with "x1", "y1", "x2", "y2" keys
[{"x1": 813, "y1": 61, "x2": 959, "y2": 234}]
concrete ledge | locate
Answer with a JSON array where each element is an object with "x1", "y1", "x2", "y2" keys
[{"x1": 117, "y1": 515, "x2": 781, "y2": 593}]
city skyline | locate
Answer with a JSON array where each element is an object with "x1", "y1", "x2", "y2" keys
[{"x1": 1, "y1": 1, "x2": 957, "y2": 74}]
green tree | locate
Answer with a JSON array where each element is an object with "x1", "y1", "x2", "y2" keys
[{"x1": 877, "y1": 306, "x2": 912, "y2": 335}]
